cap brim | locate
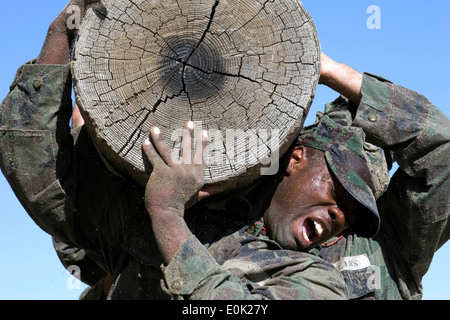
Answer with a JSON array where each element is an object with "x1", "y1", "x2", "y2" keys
[{"x1": 325, "y1": 145, "x2": 381, "y2": 238}]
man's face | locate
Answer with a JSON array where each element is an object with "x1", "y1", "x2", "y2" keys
[{"x1": 263, "y1": 146, "x2": 359, "y2": 251}]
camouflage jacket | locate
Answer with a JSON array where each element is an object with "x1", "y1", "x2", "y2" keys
[
  {"x1": 304, "y1": 73, "x2": 449, "y2": 299},
  {"x1": 1, "y1": 62, "x2": 448, "y2": 300},
  {"x1": 0, "y1": 62, "x2": 347, "y2": 300}
]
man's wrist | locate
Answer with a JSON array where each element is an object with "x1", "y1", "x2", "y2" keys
[
  {"x1": 149, "y1": 206, "x2": 192, "y2": 265},
  {"x1": 318, "y1": 53, "x2": 337, "y2": 86}
]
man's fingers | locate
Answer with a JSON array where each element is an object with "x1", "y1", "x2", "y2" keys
[
  {"x1": 180, "y1": 121, "x2": 208, "y2": 166},
  {"x1": 150, "y1": 127, "x2": 174, "y2": 166},
  {"x1": 194, "y1": 129, "x2": 208, "y2": 166},
  {"x1": 198, "y1": 185, "x2": 223, "y2": 200},
  {"x1": 144, "y1": 122, "x2": 208, "y2": 168},
  {"x1": 185, "y1": 185, "x2": 223, "y2": 209},
  {"x1": 181, "y1": 121, "x2": 194, "y2": 164},
  {"x1": 142, "y1": 136, "x2": 165, "y2": 169},
  {"x1": 143, "y1": 127, "x2": 172, "y2": 168}
]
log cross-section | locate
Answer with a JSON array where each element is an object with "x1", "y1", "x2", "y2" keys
[{"x1": 72, "y1": 0, "x2": 320, "y2": 190}]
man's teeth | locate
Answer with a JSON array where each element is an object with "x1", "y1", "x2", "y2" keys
[
  {"x1": 303, "y1": 221, "x2": 324, "y2": 243},
  {"x1": 313, "y1": 221, "x2": 323, "y2": 237},
  {"x1": 303, "y1": 226, "x2": 310, "y2": 242}
]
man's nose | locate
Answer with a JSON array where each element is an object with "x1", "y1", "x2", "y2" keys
[{"x1": 328, "y1": 205, "x2": 347, "y2": 231}]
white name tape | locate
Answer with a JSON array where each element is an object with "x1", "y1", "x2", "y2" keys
[{"x1": 333, "y1": 254, "x2": 372, "y2": 271}]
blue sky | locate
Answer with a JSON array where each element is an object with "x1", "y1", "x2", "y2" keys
[{"x1": 0, "y1": 0, "x2": 449, "y2": 300}]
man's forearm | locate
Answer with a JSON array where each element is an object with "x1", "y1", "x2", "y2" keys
[
  {"x1": 319, "y1": 53, "x2": 363, "y2": 105},
  {"x1": 149, "y1": 208, "x2": 193, "y2": 265}
]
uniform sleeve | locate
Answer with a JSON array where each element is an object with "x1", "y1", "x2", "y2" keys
[
  {"x1": 162, "y1": 235, "x2": 348, "y2": 300},
  {"x1": 0, "y1": 62, "x2": 77, "y2": 243},
  {"x1": 1, "y1": 62, "x2": 138, "y2": 278},
  {"x1": 352, "y1": 73, "x2": 450, "y2": 296},
  {"x1": 53, "y1": 237, "x2": 107, "y2": 287}
]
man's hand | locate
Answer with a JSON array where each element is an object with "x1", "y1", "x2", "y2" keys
[
  {"x1": 36, "y1": 0, "x2": 102, "y2": 65},
  {"x1": 319, "y1": 52, "x2": 363, "y2": 105},
  {"x1": 142, "y1": 121, "x2": 212, "y2": 264},
  {"x1": 143, "y1": 121, "x2": 209, "y2": 215}
]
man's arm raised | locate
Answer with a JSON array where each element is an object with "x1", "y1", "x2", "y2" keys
[
  {"x1": 319, "y1": 52, "x2": 363, "y2": 105},
  {"x1": 36, "y1": 0, "x2": 100, "y2": 65}
]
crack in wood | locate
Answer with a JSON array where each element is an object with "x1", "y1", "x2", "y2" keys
[
  {"x1": 185, "y1": 0, "x2": 220, "y2": 63},
  {"x1": 73, "y1": 0, "x2": 320, "y2": 188}
]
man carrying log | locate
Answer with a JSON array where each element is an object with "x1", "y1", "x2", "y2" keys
[{"x1": 0, "y1": 0, "x2": 448, "y2": 300}]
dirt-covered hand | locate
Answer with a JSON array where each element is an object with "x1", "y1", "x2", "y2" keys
[
  {"x1": 51, "y1": 1, "x2": 101, "y2": 36},
  {"x1": 37, "y1": 0, "x2": 103, "y2": 64},
  {"x1": 142, "y1": 121, "x2": 209, "y2": 217}
]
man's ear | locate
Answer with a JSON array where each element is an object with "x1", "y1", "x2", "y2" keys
[{"x1": 286, "y1": 146, "x2": 306, "y2": 175}]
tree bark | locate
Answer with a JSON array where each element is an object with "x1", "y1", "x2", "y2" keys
[{"x1": 72, "y1": 0, "x2": 320, "y2": 190}]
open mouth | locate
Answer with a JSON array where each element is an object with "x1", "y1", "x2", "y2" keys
[{"x1": 301, "y1": 218, "x2": 325, "y2": 245}]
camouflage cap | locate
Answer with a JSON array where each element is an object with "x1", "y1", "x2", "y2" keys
[{"x1": 297, "y1": 115, "x2": 390, "y2": 237}]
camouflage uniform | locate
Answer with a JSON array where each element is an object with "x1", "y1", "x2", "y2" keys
[
  {"x1": 299, "y1": 73, "x2": 449, "y2": 299},
  {"x1": 1, "y1": 61, "x2": 448, "y2": 300},
  {"x1": 205, "y1": 73, "x2": 450, "y2": 300},
  {"x1": 0, "y1": 62, "x2": 347, "y2": 300},
  {"x1": 244, "y1": 73, "x2": 450, "y2": 300},
  {"x1": 322, "y1": 73, "x2": 448, "y2": 299}
]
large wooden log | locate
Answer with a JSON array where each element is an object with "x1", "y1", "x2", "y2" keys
[{"x1": 72, "y1": 0, "x2": 320, "y2": 190}]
